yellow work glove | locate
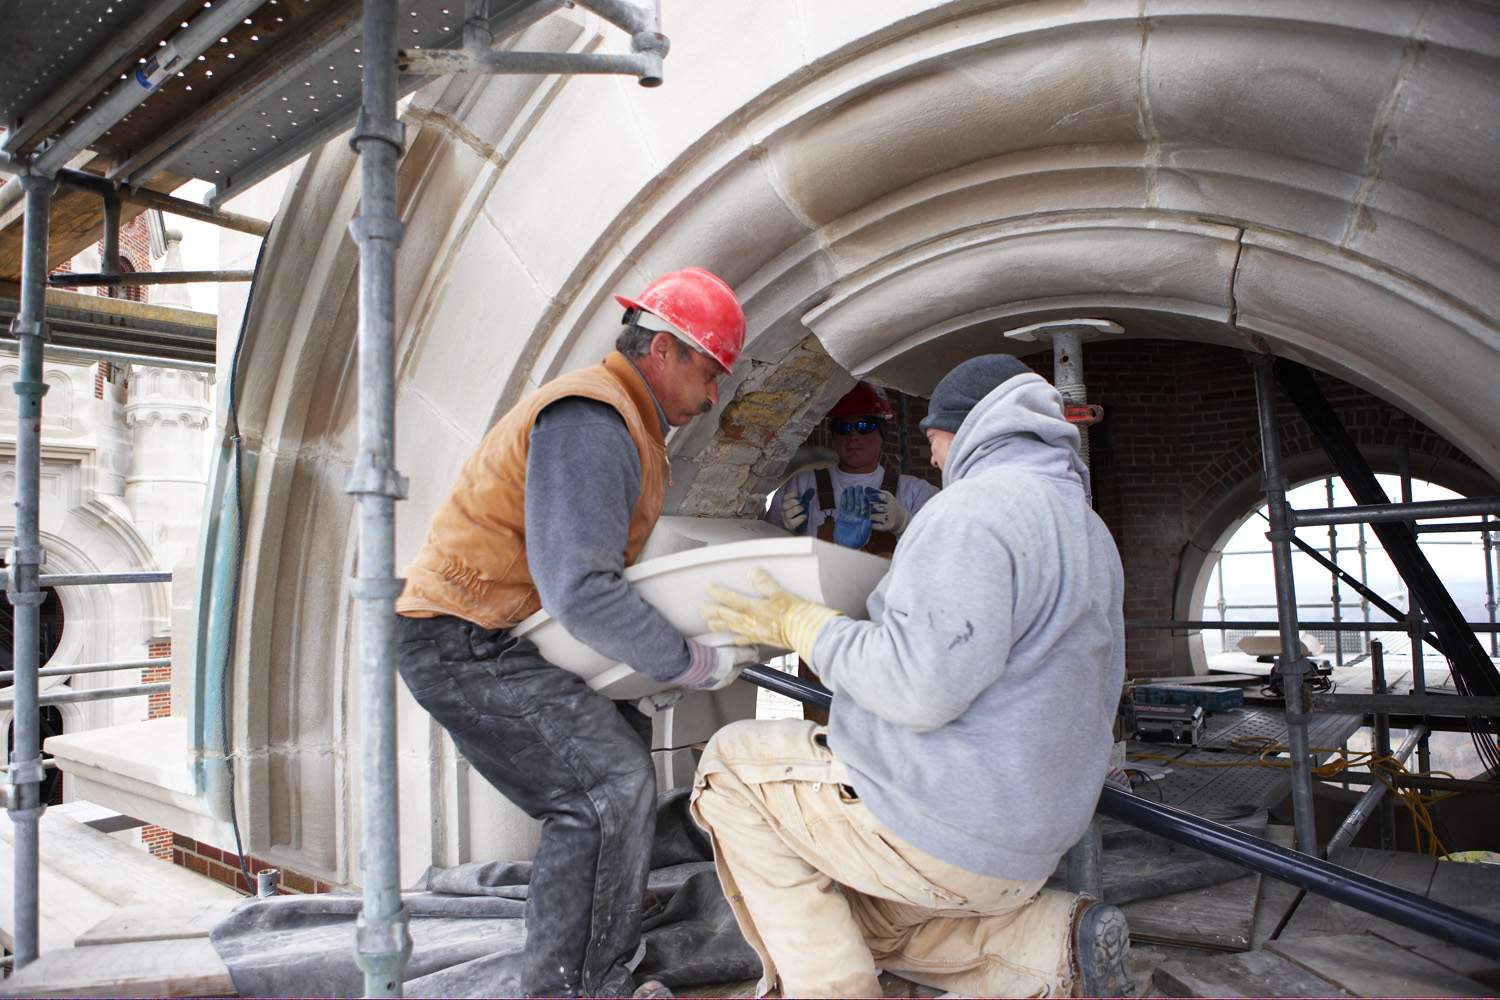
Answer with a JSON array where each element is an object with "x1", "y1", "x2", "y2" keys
[{"x1": 703, "y1": 568, "x2": 844, "y2": 665}]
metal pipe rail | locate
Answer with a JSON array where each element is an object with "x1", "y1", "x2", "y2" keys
[
  {"x1": 738, "y1": 664, "x2": 1500, "y2": 959},
  {"x1": 1325, "y1": 727, "x2": 1425, "y2": 854},
  {"x1": 1127, "y1": 619, "x2": 1500, "y2": 633},
  {"x1": 0, "y1": 657, "x2": 168, "y2": 684},
  {"x1": 48, "y1": 271, "x2": 254, "y2": 288},
  {"x1": 1418, "y1": 520, "x2": 1499, "y2": 535},
  {"x1": 6, "y1": 172, "x2": 53, "y2": 971},
  {"x1": 43, "y1": 168, "x2": 271, "y2": 236},
  {"x1": 1292, "y1": 496, "x2": 1500, "y2": 529},
  {"x1": 0, "y1": 682, "x2": 168, "y2": 711},
  {"x1": 1309, "y1": 693, "x2": 1500, "y2": 717},
  {"x1": 1322, "y1": 771, "x2": 1500, "y2": 794},
  {"x1": 38, "y1": 571, "x2": 171, "y2": 587}
]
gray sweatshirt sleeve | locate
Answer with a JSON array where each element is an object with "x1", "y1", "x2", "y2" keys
[{"x1": 524, "y1": 397, "x2": 693, "y2": 682}]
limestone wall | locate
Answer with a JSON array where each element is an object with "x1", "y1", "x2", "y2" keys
[{"x1": 220, "y1": 0, "x2": 1500, "y2": 884}]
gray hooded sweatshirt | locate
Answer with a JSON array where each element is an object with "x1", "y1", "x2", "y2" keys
[{"x1": 811, "y1": 372, "x2": 1125, "y2": 880}]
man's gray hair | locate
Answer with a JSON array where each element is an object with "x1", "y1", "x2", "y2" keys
[{"x1": 616, "y1": 321, "x2": 698, "y2": 362}]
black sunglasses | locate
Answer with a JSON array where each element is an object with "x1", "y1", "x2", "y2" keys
[{"x1": 831, "y1": 418, "x2": 883, "y2": 436}]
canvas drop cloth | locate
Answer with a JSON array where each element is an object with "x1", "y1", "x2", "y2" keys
[{"x1": 210, "y1": 789, "x2": 760, "y2": 997}]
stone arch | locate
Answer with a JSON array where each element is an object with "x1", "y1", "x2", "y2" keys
[{"x1": 218, "y1": 1, "x2": 1500, "y2": 878}]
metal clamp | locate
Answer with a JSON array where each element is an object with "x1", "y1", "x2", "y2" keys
[
  {"x1": 9, "y1": 379, "x2": 51, "y2": 402},
  {"x1": 7, "y1": 756, "x2": 46, "y2": 788},
  {"x1": 344, "y1": 461, "x2": 409, "y2": 500},
  {"x1": 354, "y1": 907, "x2": 414, "y2": 967},
  {"x1": 347, "y1": 214, "x2": 405, "y2": 247},
  {"x1": 7, "y1": 318, "x2": 42, "y2": 339},
  {"x1": 7, "y1": 546, "x2": 47, "y2": 567},
  {"x1": 349, "y1": 577, "x2": 406, "y2": 601},
  {"x1": 349, "y1": 110, "x2": 406, "y2": 155}
]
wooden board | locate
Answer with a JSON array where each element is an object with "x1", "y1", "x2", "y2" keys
[
  {"x1": 75, "y1": 901, "x2": 238, "y2": 947},
  {"x1": 1123, "y1": 872, "x2": 1260, "y2": 952},
  {"x1": 1278, "y1": 846, "x2": 1437, "y2": 941},
  {"x1": 1153, "y1": 948, "x2": 1350, "y2": 998},
  {"x1": 1367, "y1": 901, "x2": 1500, "y2": 987},
  {"x1": 1249, "y1": 826, "x2": 1301, "y2": 950},
  {"x1": 1268, "y1": 933, "x2": 1492, "y2": 997},
  {"x1": 0, "y1": 938, "x2": 235, "y2": 998}
]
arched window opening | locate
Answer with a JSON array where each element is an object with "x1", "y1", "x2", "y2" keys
[
  {"x1": 6, "y1": 707, "x2": 64, "y2": 805},
  {"x1": 1199, "y1": 476, "x2": 1495, "y2": 664}
]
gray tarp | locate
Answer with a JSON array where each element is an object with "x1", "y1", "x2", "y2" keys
[{"x1": 210, "y1": 789, "x2": 760, "y2": 997}]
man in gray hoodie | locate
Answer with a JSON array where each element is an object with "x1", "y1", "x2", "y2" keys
[{"x1": 693, "y1": 355, "x2": 1130, "y2": 997}]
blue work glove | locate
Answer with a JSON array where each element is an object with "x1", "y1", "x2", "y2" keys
[{"x1": 832, "y1": 484, "x2": 874, "y2": 549}]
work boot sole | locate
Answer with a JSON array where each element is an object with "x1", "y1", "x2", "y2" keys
[{"x1": 1076, "y1": 902, "x2": 1133, "y2": 997}]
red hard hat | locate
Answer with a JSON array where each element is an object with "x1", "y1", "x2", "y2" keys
[
  {"x1": 614, "y1": 267, "x2": 746, "y2": 373},
  {"x1": 829, "y1": 381, "x2": 894, "y2": 420}
]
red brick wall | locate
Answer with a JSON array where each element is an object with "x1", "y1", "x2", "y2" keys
[
  {"x1": 144, "y1": 638, "x2": 171, "y2": 720},
  {"x1": 170, "y1": 833, "x2": 337, "y2": 895},
  {"x1": 791, "y1": 342, "x2": 1490, "y2": 678},
  {"x1": 1077, "y1": 340, "x2": 1488, "y2": 676}
]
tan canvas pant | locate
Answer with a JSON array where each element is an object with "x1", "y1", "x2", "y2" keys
[{"x1": 690, "y1": 720, "x2": 1081, "y2": 998}]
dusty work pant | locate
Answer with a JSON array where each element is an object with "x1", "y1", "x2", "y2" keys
[
  {"x1": 691, "y1": 720, "x2": 1081, "y2": 998},
  {"x1": 396, "y1": 615, "x2": 656, "y2": 997}
]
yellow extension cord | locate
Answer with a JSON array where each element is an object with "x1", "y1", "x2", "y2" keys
[{"x1": 1129, "y1": 734, "x2": 1459, "y2": 856}]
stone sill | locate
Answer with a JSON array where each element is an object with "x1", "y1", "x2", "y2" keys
[{"x1": 45, "y1": 716, "x2": 234, "y2": 849}]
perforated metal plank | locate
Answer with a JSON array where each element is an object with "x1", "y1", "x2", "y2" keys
[
  {"x1": 0, "y1": 0, "x2": 160, "y2": 130},
  {"x1": 1133, "y1": 707, "x2": 1366, "y2": 813},
  {"x1": 151, "y1": 0, "x2": 540, "y2": 200}
]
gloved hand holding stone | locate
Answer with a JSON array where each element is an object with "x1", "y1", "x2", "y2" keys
[
  {"x1": 676, "y1": 638, "x2": 759, "y2": 691},
  {"x1": 782, "y1": 487, "x2": 816, "y2": 533},
  {"x1": 832, "y1": 484, "x2": 874, "y2": 549},
  {"x1": 703, "y1": 568, "x2": 845, "y2": 664},
  {"x1": 869, "y1": 488, "x2": 911, "y2": 534}
]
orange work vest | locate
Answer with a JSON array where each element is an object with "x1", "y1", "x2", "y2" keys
[{"x1": 395, "y1": 351, "x2": 668, "y2": 629}]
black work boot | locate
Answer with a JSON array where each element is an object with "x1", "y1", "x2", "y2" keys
[{"x1": 1072, "y1": 901, "x2": 1133, "y2": 997}]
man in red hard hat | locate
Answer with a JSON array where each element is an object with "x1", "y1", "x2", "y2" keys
[
  {"x1": 767, "y1": 381, "x2": 939, "y2": 558},
  {"x1": 395, "y1": 267, "x2": 755, "y2": 997}
]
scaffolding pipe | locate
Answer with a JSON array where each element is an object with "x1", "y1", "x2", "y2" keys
[
  {"x1": 1282, "y1": 529, "x2": 1442, "y2": 653},
  {"x1": 1250, "y1": 354, "x2": 1319, "y2": 855},
  {"x1": 101, "y1": 193, "x2": 121, "y2": 300},
  {"x1": 1396, "y1": 423, "x2": 1432, "y2": 776},
  {"x1": 48, "y1": 270, "x2": 255, "y2": 288},
  {"x1": 38, "y1": 571, "x2": 172, "y2": 586},
  {"x1": 31, "y1": 0, "x2": 268, "y2": 177},
  {"x1": 1321, "y1": 770, "x2": 1500, "y2": 794},
  {"x1": 1126, "y1": 618, "x2": 1500, "y2": 632},
  {"x1": 1370, "y1": 641, "x2": 1396, "y2": 849},
  {"x1": 0, "y1": 657, "x2": 168, "y2": 683},
  {"x1": 738, "y1": 665, "x2": 1500, "y2": 958},
  {"x1": 47, "y1": 168, "x2": 271, "y2": 236},
  {"x1": 1325, "y1": 726, "x2": 1425, "y2": 854},
  {"x1": 0, "y1": 341, "x2": 216, "y2": 375},
  {"x1": 1487, "y1": 517, "x2": 1499, "y2": 657},
  {"x1": 348, "y1": 0, "x2": 412, "y2": 993},
  {"x1": 5, "y1": 174, "x2": 55, "y2": 970},
  {"x1": 1308, "y1": 692, "x2": 1500, "y2": 717},
  {"x1": 1291, "y1": 496, "x2": 1500, "y2": 528},
  {"x1": 0, "y1": 682, "x2": 169, "y2": 711}
]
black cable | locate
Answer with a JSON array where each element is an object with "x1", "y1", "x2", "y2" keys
[{"x1": 220, "y1": 227, "x2": 271, "y2": 895}]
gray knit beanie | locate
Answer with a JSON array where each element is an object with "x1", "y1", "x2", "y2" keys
[{"x1": 919, "y1": 354, "x2": 1035, "y2": 434}]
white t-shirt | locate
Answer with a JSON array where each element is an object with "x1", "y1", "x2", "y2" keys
[{"x1": 766, "y1": 465, "x2": 939, "y2": 535}]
